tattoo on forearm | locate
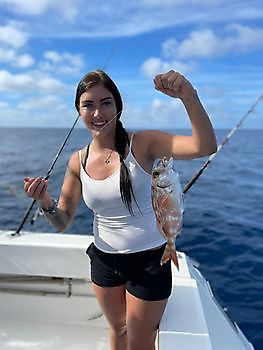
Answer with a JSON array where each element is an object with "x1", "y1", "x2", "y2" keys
[{"x1": 45, "y1": 208, "x2": 68, "y2": 232}]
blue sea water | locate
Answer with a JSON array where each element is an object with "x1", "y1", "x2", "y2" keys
[{"x1": 0, "y1": 127, "x2": 262, "y2": 349}]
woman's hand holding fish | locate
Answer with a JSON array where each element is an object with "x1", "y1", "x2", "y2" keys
[{"x1": 153, "y1": 70, "x2": 196, "y2": 101}]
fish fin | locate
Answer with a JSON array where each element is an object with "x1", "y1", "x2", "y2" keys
[{"x1": 160, "y1": 244, "x2": 179, "y2": 270}]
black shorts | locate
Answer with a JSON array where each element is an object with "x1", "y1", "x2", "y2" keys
[{"x1": 86, "y1": 243, "x2": 172, "y2": 301}]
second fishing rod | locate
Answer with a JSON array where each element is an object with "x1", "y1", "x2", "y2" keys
[
  {"x1": 183, "y1": 94, "x2": 263, "y2": 194},
  {"x1": 12, "y1": 115, "x2": 80, "y2": 236},
  {"x1": 13, "y1": 110, "x2": 123, "y2": 237}
]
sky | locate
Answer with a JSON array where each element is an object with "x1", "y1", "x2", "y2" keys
[{"x1": 0, "y1": 0, "x2": 262, "y2": 130}]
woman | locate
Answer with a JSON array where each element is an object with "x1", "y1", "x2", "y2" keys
[{"x1": 24, "y1": 69, "x2": 217, "y2": 350}]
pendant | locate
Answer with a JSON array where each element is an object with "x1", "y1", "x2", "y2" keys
[{"x1": 104, "y1": 150, "x2": 113, "y2": 164}]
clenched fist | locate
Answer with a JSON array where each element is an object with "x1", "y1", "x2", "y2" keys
[{"x1": 153, "y1": 70, "x2": 196, "y2": 100}]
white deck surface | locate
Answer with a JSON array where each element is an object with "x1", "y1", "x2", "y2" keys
[{"x1": 0, "y1": 318, "x2": 109, "y2": 350}]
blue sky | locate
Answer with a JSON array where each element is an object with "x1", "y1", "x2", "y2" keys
[{"x1": 0, "y1": 0, "x2": 262, "y2": 129}]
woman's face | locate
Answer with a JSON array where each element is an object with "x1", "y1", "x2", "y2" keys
[{"x1": 79, "y1": 84, "x2": 117, "y2": 136}]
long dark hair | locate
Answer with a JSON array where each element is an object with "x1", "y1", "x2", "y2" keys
[{"x1": 75, "y1": 70, "x2": 135, "y2": 214}]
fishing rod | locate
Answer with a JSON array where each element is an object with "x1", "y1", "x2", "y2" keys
[
  {"x1": 28, "y1": 52, "x2": 119, "y2": 227},
  {"x1": 183, "y1": 95, "x2": 263, "y2": 194},
  {"x1": 12, "y1": 114, "x2": 80, "y2": 237},
  {"x1": 29, "y1": 109, "x2": 123, "y2": 226}
]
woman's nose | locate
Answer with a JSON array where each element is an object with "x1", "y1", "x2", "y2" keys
[{"x1": 93, "y1": 108, "x2": 100, "y2": 117}]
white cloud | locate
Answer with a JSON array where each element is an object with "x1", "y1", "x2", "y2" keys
[
  {"x1": 149, "y1": 98, "x2": 189, "y2": 128},
  {"x1": 39, "y1": 51, "x2": 84, "y2": 74},
  {"x1": 0, "y1": 47, "x2": 34, "y2": 68},
  {"x1": 141, "y1": 58, "x2": 163, "y2": 77},
  {"x1": 170, "y1": 24, "x2": 263, "y2": 59},
  {"x1": 37, "y1": 76, "x2": 66, "y2": 92},
  {"x1": 0, "y1": 70, "x2": 32, "y2": 91},
  {"x1": 0, "y1": 23, "x2": 34, "y2": 67},
  {"x1": 0, "y1": 70, "x2": 65, "y2": 93},
  {"x1": 226, "y1": 23, "x2": 263, "y2": 53},
  {"x1": 161, "y1": 38, "x2": 178, "y2": 58},
  {"x1": 18, "y1": 95, "x2": 66, "y2": 111},
  {"x1": 44, "y1": 51, "x2": 62, "y2": 63},
  {"x1": 1, "y1": 0, "x2": 78, "y2": 21},
  {"x1": 123, "y1": 97, "x2": 190, "y2": 129},
  {"x1": 0, "y1": 101, "x2": 9, "y2": 108},
  {"x1": 141, "y1": 23, "x2": 263, "y2": 79},
  {"x1": 3, "y1": 0, "x2": 56, "y2": 15},
  {"x1": 141, "y1": 57, "x2": 195, "y2": 78},
  {"x1": 176, "y1": 29, "x2": 219, "y2": 58},
  {"x1": 141, "y1": 0, "x2": 220, "y2": 6},
  {"x1": 1, "y1": 1, "x2": 262, "y2": 38},
  {"x1": 0, "y1": 23, "x2": 28, "y2": 48},
  {"x1": 15, "y1": 54, "x2": 35, "y2": 68},
  {"x1": 0, "y1": 97, "x2": 75, "y2": 127},
  {"x1": 0, "y1": 48, "x2": 16, "y2": 62}
]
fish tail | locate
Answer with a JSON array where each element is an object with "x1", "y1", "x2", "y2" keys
[
  {"x1": 171, "y1": 252, "x2": 179, "y2": 270},
  {"x1": 160, "y1": 243, "x2": 179, "y2": 270}
]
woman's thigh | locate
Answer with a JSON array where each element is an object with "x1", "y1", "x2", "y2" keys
[
  {"x1": 126, "y1": 290, "x2": 168, "y2": 349},
  {"x1": 92, "y1": 283, "x2": 127, "y2": 331}
]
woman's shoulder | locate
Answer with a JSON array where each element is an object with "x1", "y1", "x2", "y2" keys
[
  {"x1": 130, "y1": 129, "x2": 175, "y2": 161},
  {"x1": 67, "y1": 149, "x2": 83, "y2": 177},
  {"x1": 129, "y1": 130, "x2": 161, "y2": 163},
  {"x1": 69, "y1": 146, "x2": 88, "y2": 162},
  {"x1": 129, "y1": 130, "x2": 149, "y2": 148},
  {"x1": 69, "y1": 149, "x2": 80, "y2": 162}
]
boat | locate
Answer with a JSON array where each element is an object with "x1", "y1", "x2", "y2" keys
[{"x1": 0, "y1": 230, "x2": 254, "y2": 350}]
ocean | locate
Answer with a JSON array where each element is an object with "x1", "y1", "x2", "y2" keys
[{"x1": 0, "y1": 127, "x2": 262, "y2": 349}]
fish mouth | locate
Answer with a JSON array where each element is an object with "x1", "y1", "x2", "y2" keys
[{"x1": 156, "y1": 182, "x2": 172, "y2": 189}]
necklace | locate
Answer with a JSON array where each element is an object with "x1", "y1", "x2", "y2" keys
[
  {"x1": 91, "y1": 143, "x2": 114, "y2": 164},
  {"x1": 105, "y1": 149, "x2": 114, "y2": 164}
]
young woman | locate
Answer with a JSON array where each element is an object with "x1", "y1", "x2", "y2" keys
[{"x1": 24, "y1": 69, "x2": 217, "y2": 350}]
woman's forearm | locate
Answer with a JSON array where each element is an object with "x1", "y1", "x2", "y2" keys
[
  {"x1": 40, "y1": 197, "x2": 70, "y2": 232},
  {"x1": 182, "y1": 91, "x2": 217, "y2": 156},
  {"x1": 153, "y1": 70, "x2": 217, "y2": 157}
]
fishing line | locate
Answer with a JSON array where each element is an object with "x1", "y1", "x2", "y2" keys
[
  {"x1": 12, "y1": 114, "x2": 80, "y2": 236},
  {"x1": 93, "y1": 110, "x2": 122, "y2": 136},
  {"x1": 183, "y1": 95, "x2": 263, "y2": 194},
  {"x1": 12, "y1": 49, "x2": 119, "y2": 235}
]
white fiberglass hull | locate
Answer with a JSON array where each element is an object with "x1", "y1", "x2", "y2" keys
[{"x1": 0, "y1": 230, "x2": 254, "y2": 350}]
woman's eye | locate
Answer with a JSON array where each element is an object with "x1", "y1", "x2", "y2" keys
[
  {"x1": 102, "y1": 101, "x2": 111, "y2": 106},
  {"x1": 82, "y1": 104, "x2": 92, "y2": 109}
]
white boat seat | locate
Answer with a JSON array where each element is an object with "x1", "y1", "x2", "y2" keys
[{"x1": 0, "y1": 232, "x2": 91, "y2": 279}]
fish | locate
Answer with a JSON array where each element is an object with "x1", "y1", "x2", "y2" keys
[{"x1": 151, "y1": 157, "x2": 184, "y2": 269}]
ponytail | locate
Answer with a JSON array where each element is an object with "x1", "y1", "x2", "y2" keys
[{"x1": 115, "y1": 120, "x2": 137, "y2": 215}]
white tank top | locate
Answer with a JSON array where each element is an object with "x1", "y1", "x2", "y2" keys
[{"x1": 79, "y1": 135, "x2": 166, "y2": 253}]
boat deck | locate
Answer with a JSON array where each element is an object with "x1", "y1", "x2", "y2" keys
[
  {"x1": 0, "y1": 231, "x2": 254, "y2": 350},
  {"x1": 0, "y1": 317, "x2": 109, "y2": 350}
]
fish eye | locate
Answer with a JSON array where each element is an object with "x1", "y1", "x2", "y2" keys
[{"x1": 152, "y1": 170, "x2": 159, "y2": 177}]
